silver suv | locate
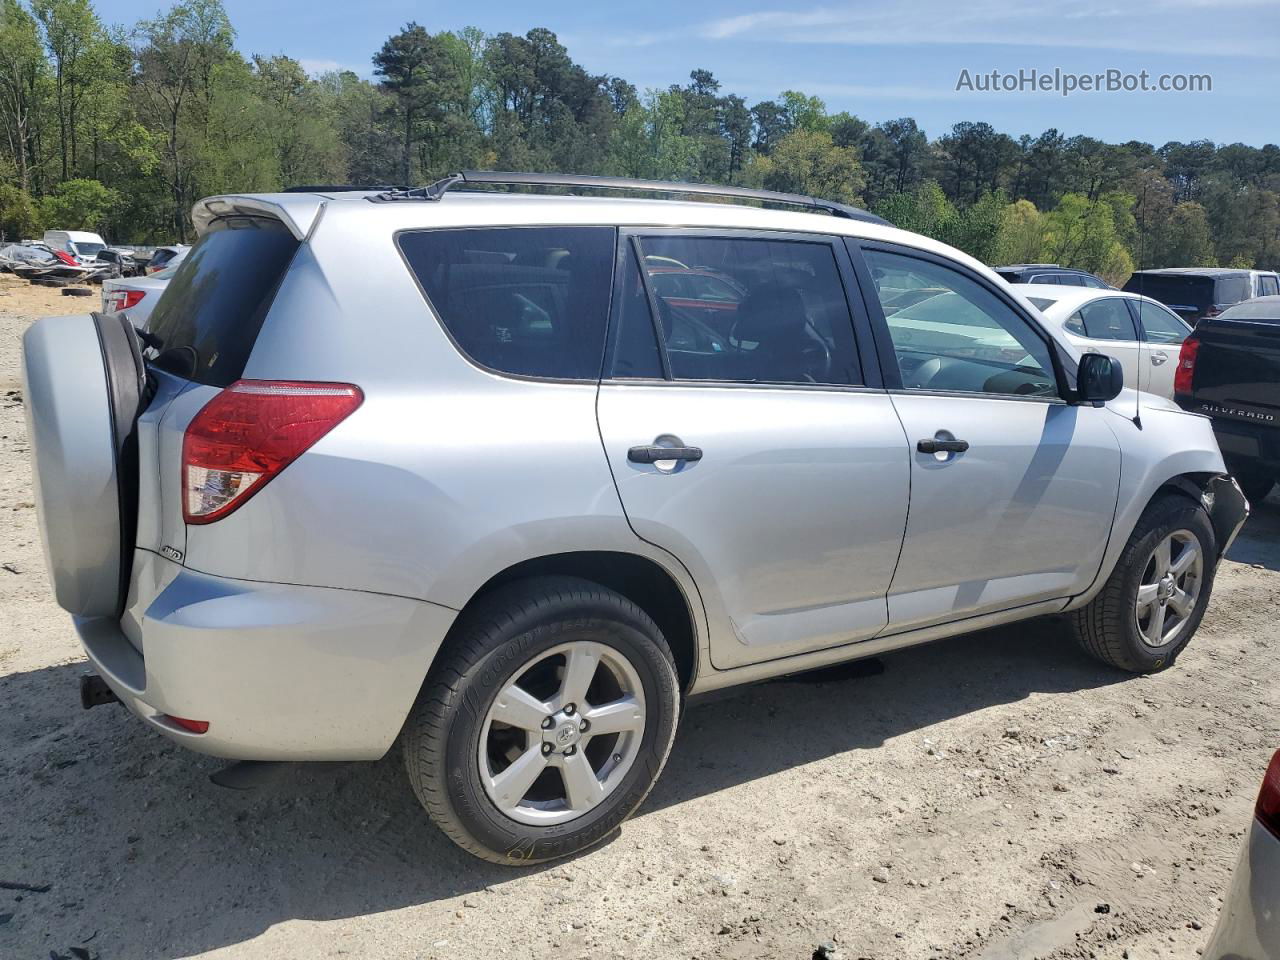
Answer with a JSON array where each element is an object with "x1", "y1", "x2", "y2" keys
[{"x1": 23, "y1": 172, "x2": 1248, "y2": 865}]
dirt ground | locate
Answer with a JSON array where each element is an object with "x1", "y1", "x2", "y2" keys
[{"x1": 1, "y1": 290, "x2": 1277, "y2": 960}]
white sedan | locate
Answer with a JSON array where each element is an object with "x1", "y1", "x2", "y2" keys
[
  {"x1": 99, "y1": 248, "x2": 187, "y2": 329},
  {"x1": 1012, "y1": 284, "x2": 1193, "y2": 399}
]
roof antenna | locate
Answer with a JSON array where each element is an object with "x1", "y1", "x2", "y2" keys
[{"x1": 1131, "y1": 182, "x2": 1148, "y2": 429}]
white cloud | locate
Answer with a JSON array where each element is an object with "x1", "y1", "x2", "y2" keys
[
  {"x1": 698, "y1": 0, "x2": 1276, "y2": 57},
  {"x1": 298, "y1": 57, "x2": 355, "y2": 76}
]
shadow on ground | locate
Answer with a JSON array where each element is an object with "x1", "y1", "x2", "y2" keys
[
  {"x1": 1225, "y1": 494, "x2": 1280, "y2": 571},
  {"x1": 1, "y1": 611, "x2": 1129, "y2": 959}
]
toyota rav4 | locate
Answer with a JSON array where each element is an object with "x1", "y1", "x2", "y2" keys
[{"x1": 22, "y1": 172, "x2": 1249, "y2": 865}]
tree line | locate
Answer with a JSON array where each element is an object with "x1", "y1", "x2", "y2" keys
[{"x1": 2, "y1": 0, "x2": 1278, "y2": 282}]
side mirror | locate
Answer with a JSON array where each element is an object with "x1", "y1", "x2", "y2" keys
[{"x1": 1077, "y1": 353, "x2": 1124, "y2": 406}]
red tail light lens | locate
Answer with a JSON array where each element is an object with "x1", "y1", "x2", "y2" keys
[
  {"x1": 1258, "y1": 749, "x2": 1280, "y2": 839},
  {"x1": 182, "y1": 380, "x2": 363, "y2": 524},
  {"x1": 1174, "y1": 336, "x2": 1200, "y2": 396},
  {"x1": 105, "y1": 289, "x2": 145, "y2": 313}
]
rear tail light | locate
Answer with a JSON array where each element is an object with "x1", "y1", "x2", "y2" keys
[
  {"x1": 107, "y1": 289, "x2": 145, "y2": 312},
  {"x1": 182, "y1": 380, "x2": 363, "y2": 524},
  {"x1": 1258, "y1": 749, "x2": 1280, "y2": 839},
  {"x1": 1174, "y1": 336, "x2": 1200, "y2": 396}
]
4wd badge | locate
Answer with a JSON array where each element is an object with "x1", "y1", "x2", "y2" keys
[{"x1": 159, "y1": 545, "x2": 184, "y2": 563}]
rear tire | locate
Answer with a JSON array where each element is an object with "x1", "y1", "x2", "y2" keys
[
  {"x1": 1069, "y1": 494, "x2": 1216, "y2": 673},
  {"x1": 402, "y1": 576, "x2": 680, "y2": 865}
]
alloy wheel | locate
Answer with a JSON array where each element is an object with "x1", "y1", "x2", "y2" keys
[
  {"x1": 1135, "y1": 529, "x2": 1203, "y2": 648},
  {"x1": 478, "y1": 641, "x2": 647, "y2": 826}
]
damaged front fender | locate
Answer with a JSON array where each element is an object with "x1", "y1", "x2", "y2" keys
[{"x1": 1204, "y1": 474, "x2": 1250, "y2": 557}]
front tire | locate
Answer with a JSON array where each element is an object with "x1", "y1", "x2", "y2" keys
[
  {"x1": 1070, "y1": 494, "x2": 1217, "y2": 673},
  {"x1": 402, "y1": 576, "x2": 680, "y2": 865}
]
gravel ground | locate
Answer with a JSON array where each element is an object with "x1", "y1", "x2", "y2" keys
[{"x1": 1, "y1": 292, "x2": 1277, "y2": 960}]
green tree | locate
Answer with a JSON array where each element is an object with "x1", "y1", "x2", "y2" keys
[
  {"x1": 0, "y1": 182, "x2": 40, "y2": 238},
  {"x1": 38, "y1": 175, "x2": 117, "y2": 229},
  {"x1": 132, "y1": 0, "x2": 237, "y2": 239},
  {"x1": 0, "y1": 0, "x2": 46, "y2": 191},
  {"x1": 997, "y1": 199, "x2": 1047, "y2": 264},
  {"x1": 745, "y1": 128, "x2": 864, "y2": 204},
  {"x1": 32, "y1": 0, "x2": 99, "y2": 179}
]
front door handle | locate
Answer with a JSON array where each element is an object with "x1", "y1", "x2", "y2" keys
[
  {"x1": 1150, "y1": 352, "x2": 1168, "y2": 365},
  {"x1": 628, "y1": 444, "x2": 703, "y2": 464},
  {"x1": 917, "y1": 438, "x2": 969, "y2": 454}
]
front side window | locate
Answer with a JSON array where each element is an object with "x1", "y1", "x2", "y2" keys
[
  {"x1": 864, "y1": 248, "x2": 1058, "y2": 398},
  {"x1": 1130, "y1": 299, "x2": 1191, "y2": 344},
  {"x1": 400, "y1": 226, "x2": 616, "y2": 380},
  {"x1": 1075, "y1": 297, "x2": 1138, "y2": 341},
  {"x1": 611, "y1": 234, "x2": 861, "y2": 386}
]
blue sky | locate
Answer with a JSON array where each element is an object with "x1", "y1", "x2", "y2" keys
[{"x1": 97, "y1": 0, "x2": 1278, "y2": 146}]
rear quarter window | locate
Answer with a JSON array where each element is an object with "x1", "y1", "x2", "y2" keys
[
  {"x1": 146, "y1": 218, "x2": 300, "y2": 387},
  {"x1": 398, "y1": 226, "x2": 616, "y2": 380}
]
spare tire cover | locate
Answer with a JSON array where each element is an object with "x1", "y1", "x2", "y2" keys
[{"x1": 22, "y1": 312, "x2": 144, "y2": 617}]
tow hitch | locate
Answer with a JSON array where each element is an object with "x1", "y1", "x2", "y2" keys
[{"x1": 79, "y1": 674, "x2": 120, "y2": 710}]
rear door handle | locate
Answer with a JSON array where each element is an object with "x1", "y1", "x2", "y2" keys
[
  {"x1": 1150, "y1": 353, "x2": 1168, "y2": 365},
  {"x1": 628, "y1": 444, "x2": 703, "y2": 464},
  {"x1": 917, "y1": 438, "x2": 969, "y2": 454}
]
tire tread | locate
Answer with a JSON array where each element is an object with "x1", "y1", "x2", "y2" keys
[{"x1": 403, "y1": 576, "x2": 678, "y2": 864}]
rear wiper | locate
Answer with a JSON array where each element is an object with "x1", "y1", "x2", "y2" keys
[{"x1": 132, "y1": 325, "x2": 164, "y2": 352}]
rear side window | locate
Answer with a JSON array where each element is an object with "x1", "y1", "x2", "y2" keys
[
  {"x1": 147, "y1": 218, "x2": 299, "y2": 387},
  {"x1": 1216, "y1": 277, "x2": 1250, "y2": 304},
  {"x1": 1075, "y1": 297, "x2": 1137, "y2": 341},
  {"x1": 610, "y1": 234, "x2": 861, "y2": 386},
  {"x1": 1258, "y1": 275, "x2": 1279, "y2": 297},
  {"x1": 399, "y1": 227, "x2": 616, "y2": 380}
]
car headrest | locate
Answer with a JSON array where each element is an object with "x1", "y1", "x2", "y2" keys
[{"x1": 733, "y1": 286, "x2": 808, "y2": 343}]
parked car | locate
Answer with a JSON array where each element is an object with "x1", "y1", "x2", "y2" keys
[
  {"x1": 994, "y1": 263, "x2": 1112, "y2": 288},
  {"x1": 22, "y1": 172, "x2": 1248, "y2": 866},
  {"x1": 43, "y1": 229, "x2": 108, "y2": 263},
  {"x1": 1173, "y1": 295, "x2": 1280, "y2": 503},
  {"x1": 94, "y1": 248, "x2": 142, "y2": 278},
  {"x1": 1123, "y1": 268, "x2": 1280, "y2": 325},
  {"x1": 1013, "y1": 284, "x2": 1192, "y2": 399},
  {"x1": 1203, "y1": 748, "x2": 1279, "y2": 960},
  {"x1": 144, "y1": 244, "x2": 188, "y2": 275},
  {"x1": 100, "y1": 256, "x2": 184, "y2": 327}
]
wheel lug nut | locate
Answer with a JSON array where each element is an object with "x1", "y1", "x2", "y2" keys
[
  {"x1": 564, "y1": 745, "x2": 576, "y2": 756},
  {"x1": 541, "y1": 716, "x2": 555, "y2": 729},
  {"x1": 579, "y1": 719, "x2": 590, "y2": 733},
  {"x1": 541, "y1": 742, "x2": 554, "y2": 755},
  {"x1": 563, "y1": 703, "x2": 576, "y2": 716}
]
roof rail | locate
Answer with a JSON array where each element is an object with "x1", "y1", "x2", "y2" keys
[
  {"x1": 284, "y1": 184, "x2": 408, "y2": 193},
  {"x1": 371, "y1": 170, "x2": 890, "y2": 226}
]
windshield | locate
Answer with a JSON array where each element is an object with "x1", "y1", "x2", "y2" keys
[{"x1": 74, "y1": 242, "x2": 106, "y2": 257}]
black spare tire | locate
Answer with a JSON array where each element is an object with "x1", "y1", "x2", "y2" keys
[{"x1": 22, "y1": 311, "x2": 145, "y2": 617}]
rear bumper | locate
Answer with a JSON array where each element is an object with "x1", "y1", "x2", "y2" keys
[
  {"x1": 1203, "y1": 818, "x2": 1280, "y2": 960},
  {"x1": 75, "y1": 554, "x2": 456, "y2": 760},
  {"x1": 1209, "y1": 419, "x2": 1280, "y2": 469}
]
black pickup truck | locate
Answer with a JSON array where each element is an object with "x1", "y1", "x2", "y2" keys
[{"x1": 1174, "y1": 296, "x2": 1280, "y2": 503}]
